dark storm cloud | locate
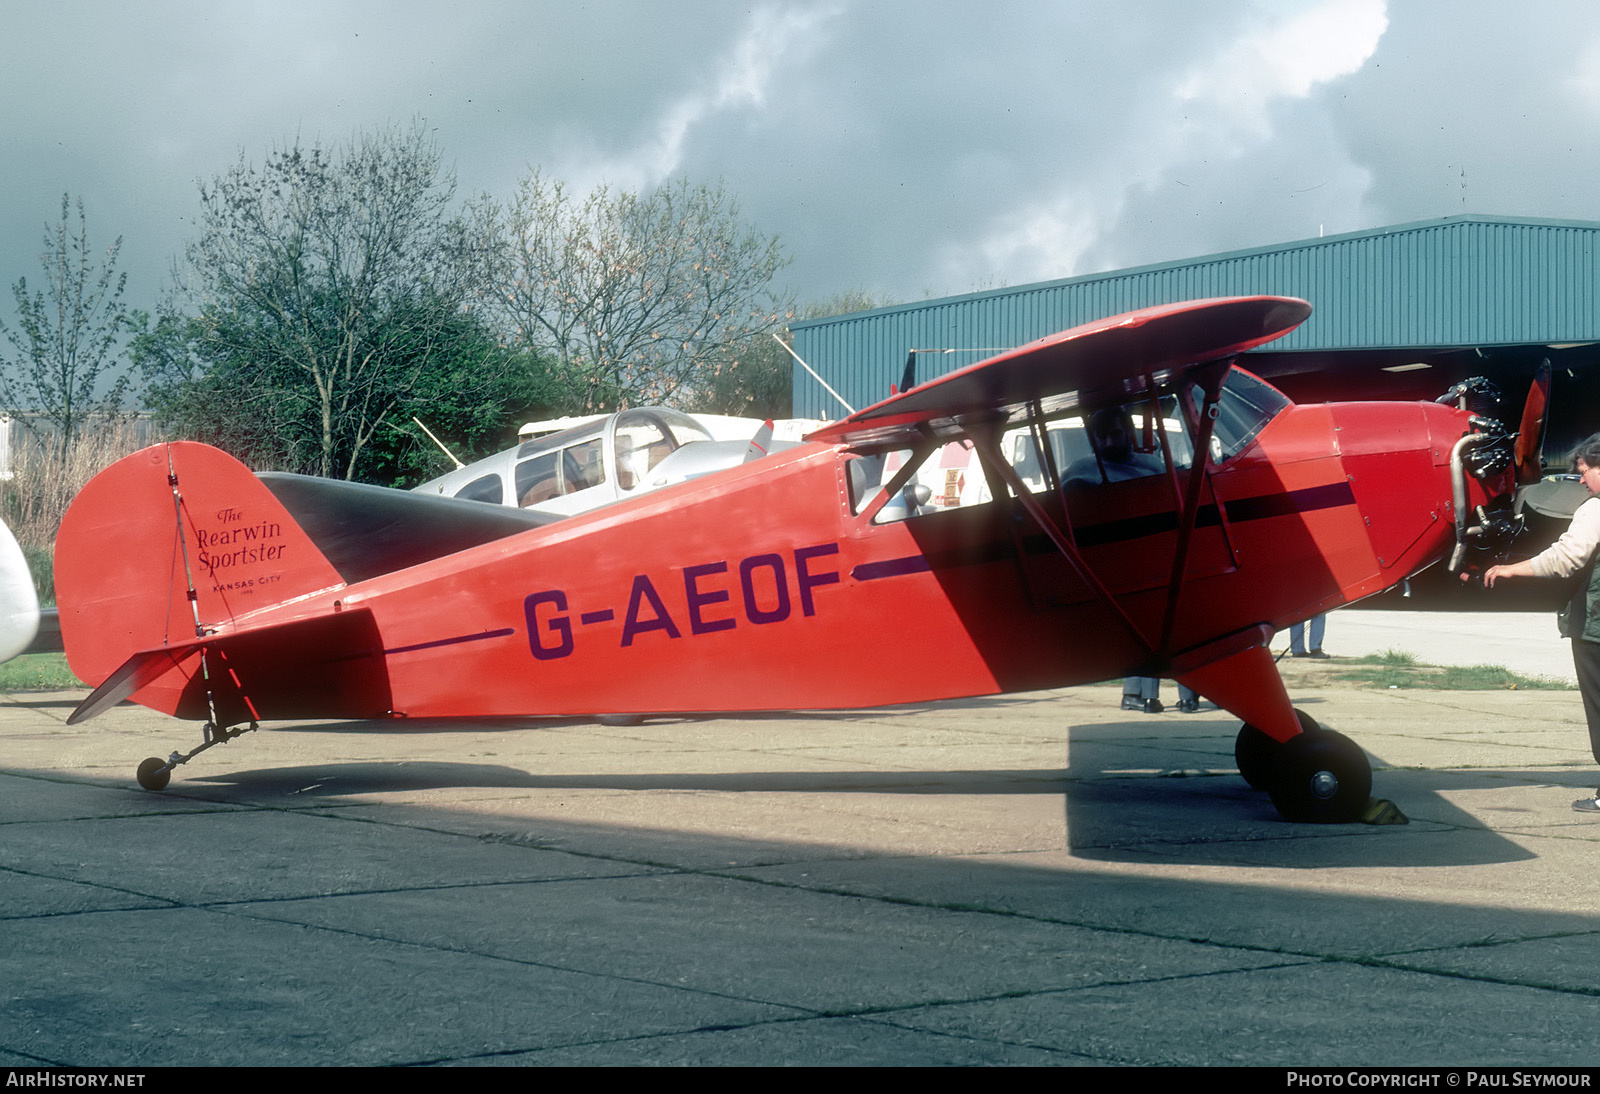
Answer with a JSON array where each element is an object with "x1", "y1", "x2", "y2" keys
[
  {"x1": 3, "y1": 0, "x2": 1599, "y2": 329},
  {"x1": 1334, "y1": 0, "x2": 1600, "y2": 221}
]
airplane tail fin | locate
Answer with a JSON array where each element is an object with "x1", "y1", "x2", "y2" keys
[{"x1": 56, "y1": 442, "x2": 350, "y2": 714}]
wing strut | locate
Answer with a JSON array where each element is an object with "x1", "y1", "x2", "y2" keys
[
  {"x1": 1157, "y1": 359, "x2": 1231, "y2": 657},
  {"x1": 970, "y1": 434, "x2": 1156, "y2": 658},
  {"x1": 970, "y1": 359, "x2": 1234, "y2": 668},
  {"x1": 1027, "y1": 398, "x2": 1066, "y2": 509}
]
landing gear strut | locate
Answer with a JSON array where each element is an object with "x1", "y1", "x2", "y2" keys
[
  {"x1": 1234, "y1": 712, "x2": 1375, "y2": 823},
  {"x1": 135, "y1": 721, "x2": 257, "y2": 792}
]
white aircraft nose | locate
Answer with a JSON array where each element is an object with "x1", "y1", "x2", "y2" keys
[{"x1": 0, "y1": 519, "x2": 41, "y2": 663}]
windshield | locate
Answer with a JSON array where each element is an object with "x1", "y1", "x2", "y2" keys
[{"x1": 1209, "y1": 368, "x2": 1290, "y2": 461}]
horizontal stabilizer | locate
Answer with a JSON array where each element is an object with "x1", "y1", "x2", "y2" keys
[
  {"x1": 67, "y1": 607, "x2": 392, "y2": 726},
  {"x1": 68, "y1": 643, "x2": 202, "y2": 725}
]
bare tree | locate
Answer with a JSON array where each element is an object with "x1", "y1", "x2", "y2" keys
[
  {"x1": 176, "y1": 123, "x2": 493, "y2": 479},
  {"x1": 494, "y1": 172, "x2": 791, "y2": 411},
  {"x1": 0, "y1": 195, "x2": 133, "y2": 458}
]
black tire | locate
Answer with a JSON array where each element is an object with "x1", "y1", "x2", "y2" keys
[
  {"x1": 1236, "y1": 711, "x2": 1319, "y2": 789},
  {"x1": 136, "y1": 757, "x2": 171, "y2": 792},
  {"x1": 1235, "y1": 724, "x2": 1277, "y2": 789},
  {"x1": 1267, "y1": 727, "x2": 1372, "y2": 823}
]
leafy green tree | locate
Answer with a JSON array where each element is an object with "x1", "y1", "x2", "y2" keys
[
  {"x1": 137, "y1": 300, "x2": 566, "y2": 486},
  {"x1": 492, "y1": 173, "x2": 792, "y2": 411},
  {"x1": 349, "y1": 324, "x2": 574, "y2": 486},
  {"x1": 134, "y1": 307, "x2": 307, "y2": 471},
  {"x1": 0, "y1": 195, "x2": 134, "y2": 457},
  {"x1": 694, "y1": 333, "x2": 794, "y2": 418},
  {"x1": 167, "y1": 123, "x2": 495, "y2": 479}
]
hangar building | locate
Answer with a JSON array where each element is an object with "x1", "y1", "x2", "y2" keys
[{"x1": 789, "y1": 215, "x2": 1600, "y2": 458}]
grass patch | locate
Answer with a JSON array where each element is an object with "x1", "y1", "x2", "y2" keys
[
  {"x1": 0, "y1": 652, "x2": 83, "y2": 690},
  {"x1": 1335, "y1": 653, "x2": 1571, "y2": 691}
]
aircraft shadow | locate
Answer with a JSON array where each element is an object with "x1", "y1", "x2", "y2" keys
[
  {"x1": 187, "y1": 762, "x2": 1072, "y2": 797},
  {"x1": 280, "y1": 697, "x2": 1045, "y2": 735},
  {"x1": 1064, "y1": 719, "x2": 1539, "y2": 868},
  {"x1": 181, "y1": 747, "x2": 1544, "y2": 871}
]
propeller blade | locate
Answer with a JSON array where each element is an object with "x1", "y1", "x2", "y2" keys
[
  {"x1": 744, "y1": 419, "x2": 775, "y2": 462},
  {"x1": 1514, "y1": 359, "x2": 1552, "y2": 485}
]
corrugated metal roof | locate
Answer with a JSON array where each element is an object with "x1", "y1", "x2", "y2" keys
[{"x1": 789, "y1": 216, "x2": 1600, "y2": 418}]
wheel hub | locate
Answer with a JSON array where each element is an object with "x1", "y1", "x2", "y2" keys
[{"x1": 1309, "y1": 770, "x2": 1339, "y2": 799}]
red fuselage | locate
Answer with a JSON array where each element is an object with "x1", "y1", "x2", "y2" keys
[{"x1": 57, "y1": 378, "x2": 1495, "y2": 725}]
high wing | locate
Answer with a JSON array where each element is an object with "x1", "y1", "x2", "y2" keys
[
  {"x1": 807, "y1": 295, "x2": 1316, "y2": 752},
  {"x1": 806, "y1": 296, "x2": 1312, "y2": 447}
]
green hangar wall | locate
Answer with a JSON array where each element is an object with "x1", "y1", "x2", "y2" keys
[{"x1": 788, "y1": 216, "x2": 1600, "y2": 444}]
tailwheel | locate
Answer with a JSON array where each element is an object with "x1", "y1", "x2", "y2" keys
[
  {"x1": 132, "y1": 721, "x2": 258, "y2": 792},
  {"x1": 1267, "y1": 725, "x2": 1372, "y2": 823},
  {"x1": 136, "y1": 756, "x2": 171, "y2": 792},
  {"x1": 1235, "y1": 710, "x2": 1320, "y2": 789}
]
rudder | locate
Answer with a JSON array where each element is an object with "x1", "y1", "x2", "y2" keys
[{"x1": 57, "y1": 442, "x2": 346, "y2": 697}]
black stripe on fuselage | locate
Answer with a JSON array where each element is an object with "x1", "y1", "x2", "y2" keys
[
  {"x1": 384, "y1": 628, "x2": 517, "y2": 655},
  {"x1": 850, "y1": 481, "x2": 1357, "y2": 582}
]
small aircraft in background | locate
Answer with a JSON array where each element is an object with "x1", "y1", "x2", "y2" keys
[
  {"x1": 0, "y1": 518, "x2": 39, "y2": 663},
  {"x1": 412, "y1": 407, "x2": 821, "y2": 518},
  {"x1": 53, "y1": 296, "x2": 1519, "y2": 822}
]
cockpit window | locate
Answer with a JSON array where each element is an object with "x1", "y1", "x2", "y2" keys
[
  {"x1": 515, "y1": 451, "x2": 560, "y2": 507},
  {"x1": 453, "y1": 473, "x2": 504, "y2": 505},
  {"x1": 1028, "y1": 398, "x2": 1193, "y2": 491},
  {"x1": 847, "y1": 442, "x2": 992, "y2": 525},
  {"x1": 615, "y1": 417, "x2": 673, "y2": 491},
  {"x1": 561, "y1": 438, "x2": 606, "y2": 493},
  {"x1": 1210, "y1": 368, "x2": 1290, "y2": 461},
  {"x1": 649, "y1": 408, "x2": 715, "y2": 446},
  {"x1": 1059, "y1": 404, "x2": 1192, "y2": 488},
  {"x1": 1012, "y1": 427, "x2": 1093, "y2": 490}
]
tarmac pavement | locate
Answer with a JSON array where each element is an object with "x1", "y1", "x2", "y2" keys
[{"x1": 1, "y1": 660, "x2": 1598, "y2": 1067}]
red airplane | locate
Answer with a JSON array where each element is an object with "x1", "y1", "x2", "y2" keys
[{"x1": 54, "y1": 296, "x2": 1519, "y2": 822}]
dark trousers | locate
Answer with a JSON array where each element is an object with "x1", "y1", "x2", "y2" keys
[{"x1": 1572, "y1": 639, "x2": 1600, "y2": 767}]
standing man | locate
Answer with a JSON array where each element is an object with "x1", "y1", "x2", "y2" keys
[
  {"x1": 1121, "y1": 677, "x2": 1201, "y2": 714},
  {"x1": 1289, "y1": 613, "x2": 1328, "y2": 658},
  {"x1": 1484, "y1": 434, "x2": 1600, "y2": 813}
]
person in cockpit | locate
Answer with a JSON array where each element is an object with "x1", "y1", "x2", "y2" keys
[{"x1": 1063, "y1": 407, "x2": 1166, "y2": 487}]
